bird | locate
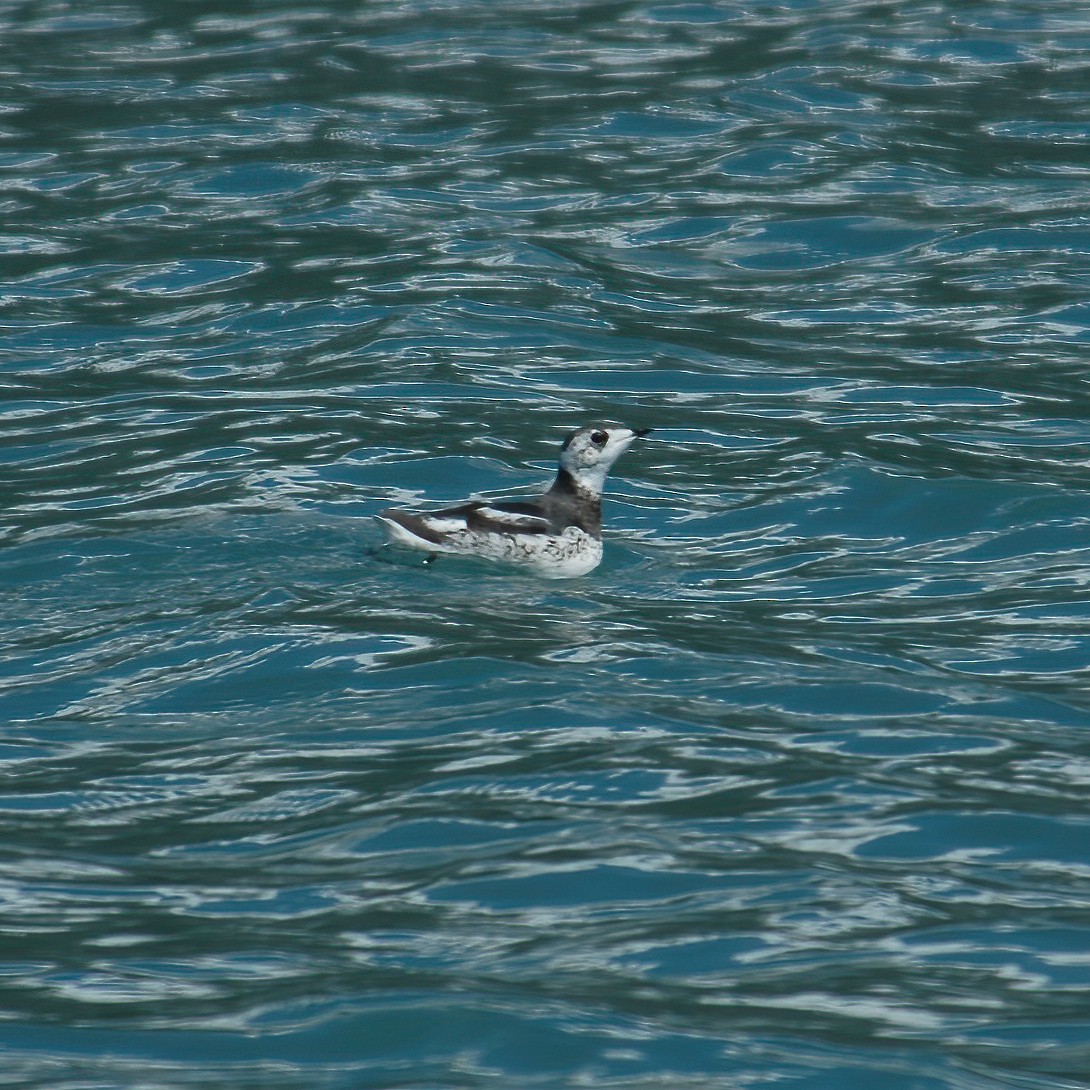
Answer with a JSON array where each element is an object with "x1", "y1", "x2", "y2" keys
[{"x1": 375, "y1": 424, "x2": 651, "y2": 578}]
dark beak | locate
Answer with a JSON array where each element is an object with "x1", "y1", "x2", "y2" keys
[{"x1": 632, "y1": 427, "x2": 652, "y2": 438}]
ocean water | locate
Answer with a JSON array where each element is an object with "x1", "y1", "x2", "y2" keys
[{"x1": 3, "y1": 1, "x2": 1090, "y2": 1087}]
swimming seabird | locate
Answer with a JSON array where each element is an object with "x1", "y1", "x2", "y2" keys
[{"x1": 376, "y1": 424, "x2": 651, "y2": 577}]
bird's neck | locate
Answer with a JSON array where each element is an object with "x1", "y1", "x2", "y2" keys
[
  {"x1": 549, "y1": 466, "x2": 599, "y2": 498},
  {"x1": 545, "y1": 468, "x2": 602, "y2": 532}
]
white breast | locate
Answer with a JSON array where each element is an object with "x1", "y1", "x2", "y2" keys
[
  {"x1": 380, "y1": 516, "x2": 601, "y2": 578},
  {"x1": 460, "y1": 525, "x2": 602, "y2": 578}
]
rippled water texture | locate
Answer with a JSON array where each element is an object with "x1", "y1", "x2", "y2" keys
[{"x1": 3, "y1": 1, "x2": 1090, "y2": 1087}]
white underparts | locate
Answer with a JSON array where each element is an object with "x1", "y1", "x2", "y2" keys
[{"x1": 376, "y1": 515, "x2": 603, "y2": 578}]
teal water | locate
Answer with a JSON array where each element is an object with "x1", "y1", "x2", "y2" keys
[{"x1": 3, "y1": 1, "x2": 1090, "y2": 1087}]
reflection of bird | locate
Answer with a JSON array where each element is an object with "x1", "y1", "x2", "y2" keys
[{"x1": 376, "y1": 424, "x2": 651, "y2": 577}]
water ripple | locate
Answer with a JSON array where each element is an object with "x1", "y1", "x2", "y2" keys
[{"x1": 3, "y1": 0, "x2": 1090, "y2": 1087}]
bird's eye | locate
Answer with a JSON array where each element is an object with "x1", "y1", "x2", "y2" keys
[{"x1": 590, "y1": 430, "x2": 608, "y2": 447}]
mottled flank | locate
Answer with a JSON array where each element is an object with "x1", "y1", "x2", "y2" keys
[{"x1": 380, "y1": 510, "x2": 604, "y2": 577}]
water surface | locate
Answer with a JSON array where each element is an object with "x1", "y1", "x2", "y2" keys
[{"x1": 3, "y1": 2, "x2": 1090, "y2": 1087}]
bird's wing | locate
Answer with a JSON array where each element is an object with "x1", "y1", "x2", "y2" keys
[
  {"x1": 382, "y1": 500, "x2": 558, "y2": 540},
  {"x1": 462, "y1": 501, "x2": 554, "y2": 535}
]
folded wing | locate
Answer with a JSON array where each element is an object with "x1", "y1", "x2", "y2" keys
[
  {"x1": 461, "y1": 501, "x2": 553, "y2": 535},
  {"x1": 379, "y1": 500, "x2": 556, "y2": 548}
]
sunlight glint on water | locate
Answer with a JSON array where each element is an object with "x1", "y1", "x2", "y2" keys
[{"x1": 2, "y1": 2, "x2": 1090, "y2": 1088}]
